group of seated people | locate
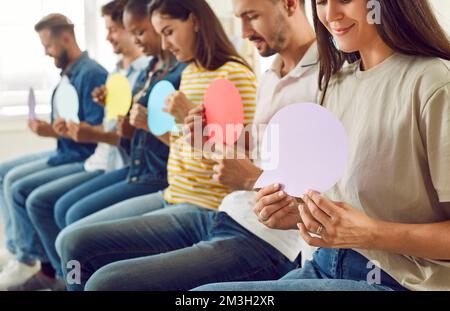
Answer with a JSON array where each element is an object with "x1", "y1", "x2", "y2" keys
[{"x1": 0, "y1": 0, "x2": 449, "y2": 291}]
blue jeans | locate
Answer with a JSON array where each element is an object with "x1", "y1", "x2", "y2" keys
[
  {"x1": 53, "y1": 167, "x2": 165, "y2": 229},
  {"x1": 9, "y1": 162, "x2": 85, "y2": 264},
  {"x1": 26, "y1": 169, "x2": 103, "y2": 277},
  {"x1": 0, "y1": 151, "x2": 55, "y2": 252},
  {"x1": 59, "y1": 192, "x2": 298, "y2": 291},
  {"x1": 193, "y1": 248, "x2": 407, "y2": 291},
  {"x1": 55, "y1": 192, "x2": 168, "y2": 258}
]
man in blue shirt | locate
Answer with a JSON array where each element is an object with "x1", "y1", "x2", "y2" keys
[{"x1": 0, "y1": 13, "x2": 107, "y2": 290}]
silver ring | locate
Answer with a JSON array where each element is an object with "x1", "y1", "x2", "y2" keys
[{"x1": 316, "y1": 225, "x2": 324, "y2": 235}]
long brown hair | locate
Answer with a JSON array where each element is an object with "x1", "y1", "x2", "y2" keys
[
  {"x1": 148, "y1": 0, "x2": 252, "y2": 71},
  {"x1": 312, "y1": 0, "x2": 450, "y2": 100}
]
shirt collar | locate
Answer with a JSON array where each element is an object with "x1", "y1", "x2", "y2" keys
[
  {"x1": 117, "y1": 55, "x2": 150, "y2": 73},
  {"x1": 130, "y1": 55, "x2": 150, "y2": 71},
  {"x1": 63, "y1": 51, "x2": 89, "y2": 77},
  {"x1": 269, "y1": 41, "x2": 319, "y2": 78}
]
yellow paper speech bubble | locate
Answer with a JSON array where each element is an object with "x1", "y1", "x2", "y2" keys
[{"x1": 105, "y1": 73, "x2": 132, "y2": 120}]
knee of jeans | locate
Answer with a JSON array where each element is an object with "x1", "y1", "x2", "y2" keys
[
  {"x1": 0, "y1": 164, "x2": 11, "y2": 184},
  {"x1": 11, "y1": 181, "x2": 28, "y2": 207},
  {"x1": 25, "y1": 192, "x2": 45, "y2": 221},
  {"x1": 65, "y1": 208, "x2": 82, "y2": 227},
  {"x1": 65, "y1": 203, "x2": 90, "y2": 226},
  {"x1": 85, "y1": 263, "x2": 125, "y2": 291},
  {"x1": 59, "y1": 227, "x2": 91, "y2": 266},
  {"x1": 54, "y1": 201, "x2": 68, "y2": 229}
]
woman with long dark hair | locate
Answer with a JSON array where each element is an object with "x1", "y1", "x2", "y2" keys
[{"x1": 195, "y1": 0, "x2": 450, "y2": 291}]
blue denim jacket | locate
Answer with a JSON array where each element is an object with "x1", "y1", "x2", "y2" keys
[
  {"x1": 48, "y1": 52, "x2": 107, "y2": 166},
  {"x1": 122, "y1": 57, "x2": 187, "y2": 185}
]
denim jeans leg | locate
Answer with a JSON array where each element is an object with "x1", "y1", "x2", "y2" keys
[
  {"x1": 10, "y1": 163, "x2": 84, "y2": 264},
  {"x1": 53, "y1": 167, "x2": 130, "y2": 229},
  {"x1": 86, "y1": 211, "x2": 298, "y2": 291},
  {"x1": 1, "y1": 155, "x2": 54, "y2": 253},
  {"x1": 26, "y1": 169, "x2": 103, "y2": 277},
  {"x1": 60, "y1": 199, "x2": 205, "y2": 291},
  {"x1": 55, "y1": 191, "x2": 168, "y2": 258}
]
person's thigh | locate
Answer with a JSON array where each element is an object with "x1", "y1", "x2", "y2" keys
[
  {"x1": 11, "y1": 162, "x2": 85, "y2": 206},
  {"x1": 2, "y1": 151, "x2": 56, "y2": 191},
  {"x1": 84, "y1": 228, "x2": 295, "y2": 291},
  {"x1": 60, "y1": 204, "x2": 209, "y2": 291},
  {"x1": 53, "y1": 168, "x2": 129, "y2": 229},
  {"x1": 55, "y1": 191, "x2": 166, "y2": 256},
  {"x1": 63, "y1": 179, "x2": 165, "y2": 226},
  {"x1": 27, "y1": 170, "x2": 103, "y2": 212},
  {"x1": 0, "y1": 151, "x2": 54, "y2": 180}
]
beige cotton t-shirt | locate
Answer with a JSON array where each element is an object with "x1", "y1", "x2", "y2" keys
[{"x1": 323, "y1": 53, "x2": 450, "y2": 291}]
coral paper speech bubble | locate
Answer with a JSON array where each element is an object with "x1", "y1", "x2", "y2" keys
[{"x1": 204, "y1": 79, "x2": 244, "y2": 145}]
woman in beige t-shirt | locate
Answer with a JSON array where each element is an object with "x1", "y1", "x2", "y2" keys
[{"x1": 195, "y1": 0, "x2": 450, "y2": 291}]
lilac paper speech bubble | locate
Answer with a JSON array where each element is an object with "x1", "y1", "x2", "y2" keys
[
  {"x1": 28, "y1": 88, "x2": 36, "y2": 120},
  {"x1": 254, "y1": 103, "x2": 349, "y2": 197}
]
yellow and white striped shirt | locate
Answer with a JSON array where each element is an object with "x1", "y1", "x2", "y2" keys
[{"x1": 164, "y1": 61, "x2": 257, "y2": 210}]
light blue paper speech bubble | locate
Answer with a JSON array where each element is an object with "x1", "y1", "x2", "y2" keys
[
  {"x1": 147, "y1": 80, "x2": 177, "y2": 136},
  {"x1": 54, "y1": 76, "x2": 80, "y2": 123}
]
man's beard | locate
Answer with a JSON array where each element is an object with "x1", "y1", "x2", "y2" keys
[{"x1": 55, "y1": 49, "x2": 70, "y2": 70}]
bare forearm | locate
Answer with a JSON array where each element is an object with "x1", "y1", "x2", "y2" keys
[
  {"x1": 38, "y1": 127, "x2": 59, "y2": 138},
  {"x1": 243, "y1": 167, "x2": 263, "y2": 191},
  {"x1": 96, "y1": 131, "x2": 120, "y2": 146},
  {"x1": 372, "y1": 220, "x2": 450, "y2": 260}
]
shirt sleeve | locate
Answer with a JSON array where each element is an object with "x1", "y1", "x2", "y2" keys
[
  {"x1": 226, "y1": 64, "x2": 257, "y2": 126},
  {"x1": 421, "y1": 83, "x2": 450, "y2": 202},
  {"x1": 80, "y1": 69, "x2": 107, "y2": 126}
]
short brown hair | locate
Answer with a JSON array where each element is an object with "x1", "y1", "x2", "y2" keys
[
  {"x1": 101, "y1": 0, "x2": 129, "y2": 25},
  {"x1": 34, "y1": 13, "x2": 75, "y2": 37}
]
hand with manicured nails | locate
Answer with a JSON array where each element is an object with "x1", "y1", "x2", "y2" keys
[
  {"x1": 129, "y1": 103, "x2": 149, "y2": 132},
  {"x1": 28, "y1": 119, "x2": 57, "y2": 138},
  {"x1": 298, "y1": 191, "x2": 378, "y2": 249},
  {"x1": 117, "y1": 116, "x2": 135, "y2": 139},
  {"x1": 164, "y1": 91, "x2": 195, "y2": 124},
  {"x1": 254, "y1": 183, "x2": 303, "y2": 230},
  {"x1": 52, "y1": 118, "x2": 69, "y2": 137},
  {"x1": 91, "y1": 85, "x2": 107, "y2": 107}
]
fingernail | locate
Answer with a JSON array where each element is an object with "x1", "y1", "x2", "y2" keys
[
  {"x1": 278, "y1": 191, "x2": 284, "y2": 197},
  {"x1": 302, "y1": 194, "x2": 307, "y2": 201},
  {"x1": 274, "y1": 183, "x2": 279, "y2": 189}
]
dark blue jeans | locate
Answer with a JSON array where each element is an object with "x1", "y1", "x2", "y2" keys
[
  {"x1": 59, "y1": 193, "x2": 298, "y2": 291},
  {"x1": 193, "y1": 248, "x2": 407, "y2": 291}
]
